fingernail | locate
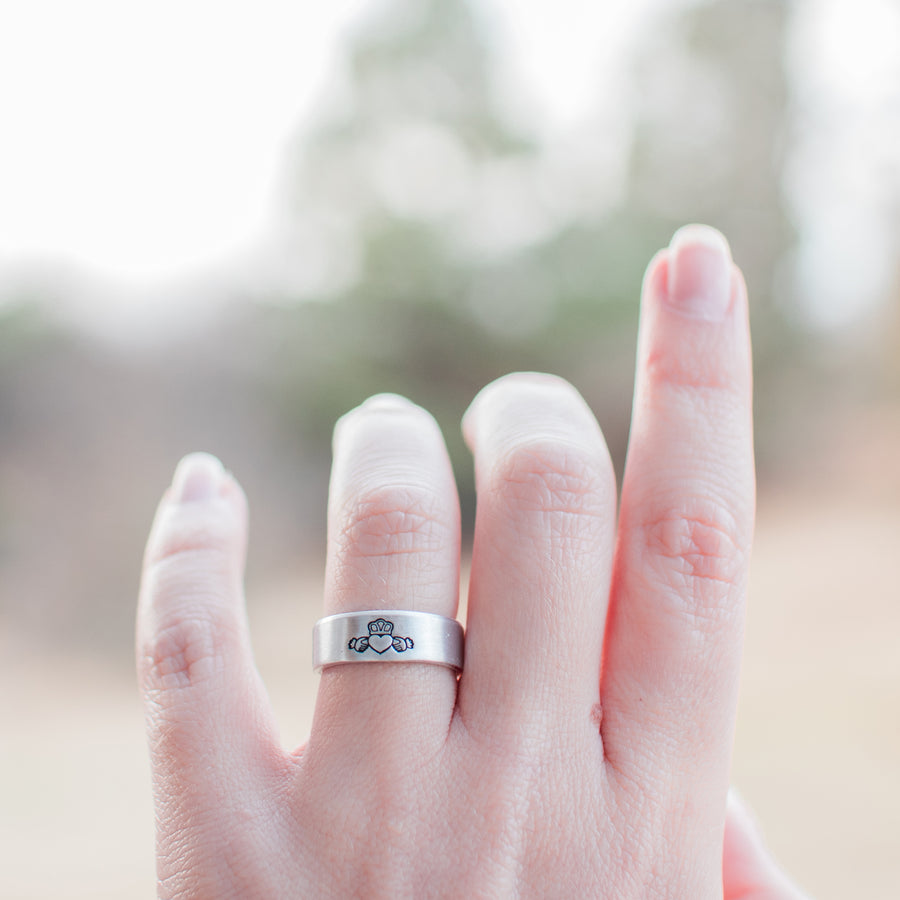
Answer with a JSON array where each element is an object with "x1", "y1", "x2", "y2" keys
[
  {"x1": 360, "y1": 393, "x2": 415, "y2": 413},
  {"x1": 171, "y1": 452, "x2": 224, "y2": 503},
  {"x1": 461, "y1": 372, "x2": 573, "y2": 450},
  {"x1": 667, "y1": 224, "x2": 733, "y2": 321},
  {"x1": 334, "y1": 393, "x2": 415, "y2": 442},
  {"x1": 462, "y1": 372, "x2": 552, "y2": 431}
]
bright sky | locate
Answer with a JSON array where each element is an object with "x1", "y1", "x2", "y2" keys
[
  {"x1": 0, "y1": 0, "x2": 369, "y2": 283},
  {"x1": 788, "y1": 0, "x2": 900, "y2": 328},
  {"x1": 0, "y1": 0, "x2": 644, "y2": 286},
  {"x1": 0, "y1": 0, "x2": 897, "y2": 332}
]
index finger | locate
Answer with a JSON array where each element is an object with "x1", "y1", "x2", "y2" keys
[{"x1": 601, "y1": 226, "x2": 754, "y2": 801}]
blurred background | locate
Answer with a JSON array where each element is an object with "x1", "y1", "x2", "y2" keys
[{"x1": 1, "y1": 0, "x2": 898, "y2": 896}]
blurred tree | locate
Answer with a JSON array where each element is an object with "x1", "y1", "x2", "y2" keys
[
  {"x1": 626, "y1": 0, "x2": 797, "y2": 472},
  {"x1": 629, "y1": 0, "x2": 792, "y2": 282},
  {"x1": 254, "y1": 0, "x2": 799, "y2": 518},
  {"x1": 261, "y1": 0, "x2": 551, "y2": 522}
]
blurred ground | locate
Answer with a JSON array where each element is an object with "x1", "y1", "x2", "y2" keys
[{"x1": 1, "y1": 407, "x2": 898, "y2": 899}]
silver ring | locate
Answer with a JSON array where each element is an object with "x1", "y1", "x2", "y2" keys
[{"x1": 313, "y1": 610, "x2": 464, "y2": 673}]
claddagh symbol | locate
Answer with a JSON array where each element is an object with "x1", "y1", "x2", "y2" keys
[{"x1": 348, "y1": 618, "x2": 414, "y2": 655}]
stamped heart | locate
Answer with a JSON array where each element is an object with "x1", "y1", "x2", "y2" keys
[{"x1": 367, "y1": 634, "x2": 394, "y2": 654}]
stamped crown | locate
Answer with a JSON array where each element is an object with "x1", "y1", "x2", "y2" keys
[{"x1": 367, "y1": 618, "x2": 393, "y2": 636}]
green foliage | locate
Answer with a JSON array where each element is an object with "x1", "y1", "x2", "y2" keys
[
  {"x1": 255, "y1": 0, "x2": 799, "y2": 512},
  {"x1": 0, "y1": 301, "x2": 58, "y2": 365}
]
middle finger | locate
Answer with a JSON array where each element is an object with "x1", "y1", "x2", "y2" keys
[{"x1": 458, "y1": 374, "x2": 617, "y2": 745}]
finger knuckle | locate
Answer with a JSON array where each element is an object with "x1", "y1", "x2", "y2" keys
[
  {"x1": 338, "y1": 482, "x2": 451, "y2": 561},
  {"x1": 146, "y1": 502, "x2": 242, "y2": 569},
  {"x1": 139, "y1": 608, "x2": 235, "y2": 696},
  {"x1": 645, "y1": 346, "x2": 743, "y2": 393},
  {"x1": 638, "y1": 497, "x2": 748, "y2": 627},
  {"x1": 491, "y1": 438, "x2": 611, "y2": 524}
]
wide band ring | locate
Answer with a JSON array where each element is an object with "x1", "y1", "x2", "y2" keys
[{"x1": 313, "y1": 610, "x2": 464, "y2": 673}]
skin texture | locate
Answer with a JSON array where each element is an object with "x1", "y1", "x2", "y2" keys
[{"x1": 137, "y1": 226, "x2": 810, "y2": 899}]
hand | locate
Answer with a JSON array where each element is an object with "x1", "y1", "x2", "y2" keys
[{"x1": 137, "y1": 225, "x2": 807, "y2": 898}]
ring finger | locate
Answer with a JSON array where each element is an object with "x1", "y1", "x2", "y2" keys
[{"x1": 307, "y1": 394, "x2": 462, "y2": 767}]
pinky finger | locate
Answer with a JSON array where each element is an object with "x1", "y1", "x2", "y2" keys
[
  {"x1": 137, "y1": 454, "x2": 286, "y2": 889},
  {"x1": 723, "y1": 789, "x2": 811, "y2": 900}
]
